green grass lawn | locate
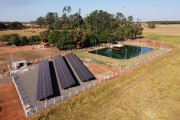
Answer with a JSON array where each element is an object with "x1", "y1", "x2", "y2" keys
[{"x1": 32, "y1": 32, "x2": 180, "y2": 120}]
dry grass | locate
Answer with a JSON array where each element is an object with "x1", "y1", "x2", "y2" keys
[
  {"x1": 0, "y1": 28, "x2": 46, "y2": 37},
  {"x1": 143, "y1": 24, "x2": 180, "y2": 36},
  {"x1": 0, "y1": 47, "x2": 61, "y2": 66},
  {"x1": 31, "y1": 25, "x2": 180, "y2": 120}
]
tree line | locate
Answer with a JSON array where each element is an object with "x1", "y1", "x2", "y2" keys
[
  {"x1": 35, "y1": 6, "x2": 143, "y2": 49},
  {"x1": 0, "y1": 22, "x2": 24, "y2": 30},
  {"x1": 0, "y1": 6, "x2": 143, "y2": 49},
  {"x1": 147, "y1": 21, "x2": 180, "y2": 24},
  {"x1": 0, "y1": 34, "x2": 40, "y2": 46}
]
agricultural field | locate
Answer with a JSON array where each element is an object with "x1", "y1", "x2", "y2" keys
[
  {"x1": 0, "y1": 28, "x2": 46, "y2": 37},
  {"x1": 32, "y1": 25, "x2": 180, "y2": 120}
]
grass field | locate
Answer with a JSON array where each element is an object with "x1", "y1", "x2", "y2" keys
[
  {"x1": 0, "y1": 28, "x2": 46, "y2": 37},
  {"x1": 31, "y1": 25, "x2": 180, "y2": 120}
]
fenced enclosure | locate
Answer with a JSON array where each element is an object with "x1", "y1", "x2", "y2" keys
[{"x1": 10, "y1": 45, "x2": 171, "y2": 117}]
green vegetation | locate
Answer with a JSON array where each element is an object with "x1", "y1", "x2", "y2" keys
[
  {"x1": 147, "y1": 21, "x2": 180, "y2": 24},
  {"x1": 0, "y1": 6, "x2": 143, "y2": 50},
  {"x1": 34, "y1": 6, "x2": 143, "y2": 49},
  {"x1": 0, "y1": 22, "x2": 7, "y2": 30},
  {"x1": 0, "y1": 34, "x2": 40, "y2": 46},
  {"x1": 0, "y1": 22, "x2": 24, "y2": 30},
  {"x1": 148, "y1": 22, "x2": 156, "y2": 29},
  {"x1": 32, "y1": 27, "x2": 180, "y2": 119}
]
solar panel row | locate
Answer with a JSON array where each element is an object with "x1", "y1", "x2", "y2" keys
[
  {"x1": 65, "y1": 53, "x2": 95, "y2": 82},
  {"x1": 37, "y1": 53, "x2": 95, "y2": 100},
  {"x1": 37, "y1": 60, "x2": 53, "y2": 100},
  {"x1": 53, "y1": 55, "x2": 76, "y2": 89}
]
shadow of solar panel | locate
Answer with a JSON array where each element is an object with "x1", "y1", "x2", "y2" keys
[
  {"x1": 37, "y1": 60, "x2": 53, "y2": 100},
  {"x1": 53, "y1": 55, "x2": 76, "y2": 89},
  {"x1": 65, "y1": 53, "x2": 95, "y2": 82}
]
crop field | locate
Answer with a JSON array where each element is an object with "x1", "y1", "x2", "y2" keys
[{"x1": 32, "y1": 25, "x2": 180, "y2": 120}]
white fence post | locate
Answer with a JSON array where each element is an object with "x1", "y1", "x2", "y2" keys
[
  {"x1": 54, "y1": 99, "x2": 56, "y2": 105},
  {"x1": 69, "y1": 92, "x2": 71, "y2": 97},
  {"x1": 35, "y1": 107, "x2": 37, "y2": 113},
  {"x1": 45, "y1": 102, "x2": 47, "y2": 108},
  {"x1": 61, "y1": 95, "x2": 64, "y2": 101},
  {"x1": 76, "y1": 89, "x2": 78, "y2": 94}
]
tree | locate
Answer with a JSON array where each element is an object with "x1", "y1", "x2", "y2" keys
[
  {"x1": 148, "y1": 22, "x2": 156, "y2": 29},
  {"x1": 68, "y1": 12, "x2": 84, "y2": 29},
  {"x1": 9, "y1": 34, "x2": 20, "y2": 45},
  {"x1": 0, "y1": 22, "x2": 7, "y2": 30},
  {"x1": 62, "y1": 6, "x2": 72, "y2": 14},
  {"x1": 128, "y1": 16, "x2": 133, "y2": 22},
  {"x1": 57, "y1": 31, "x2": 74, "y2": 49},
  {"x1": 34, "y1": 8, "x2": 144, "y2": 48},
  {"x1": 85, "y1": 10, "x2": 113, "y2": 30},
  {"x1": 116, "y1": 12, "x2": 124, "y2": 20},
  {"x1": 134, "y1": 23, "x2": 143, "y2": 38},
  {"x1": 20, "y1": 36, "x2": 28, "y2": 45},
  {"x1": 27, "y1": 36, "x2": 40, "y2": 44},
  {"x1": 35, "y1": 17, "x2": 45, "y2": 28},
  {"x1": 0, "y1": 34, "x2": 10, "y2": 43},
  {"x1": 48, "y1": 30, "x2": 60, "y2": 44},
  {"x1": 39, "y1": 30, "x2": 50, "y2": 42},
  {"x1": 8, "y1": 22, "x2": 24, "y2": 30},
  {"x1": 45, "y1": 12, "x2": 58, "y2": 29}
]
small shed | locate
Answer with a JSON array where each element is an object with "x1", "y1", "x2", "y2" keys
[
  {"x1": 4, "y1": 42, "x2": 12, "y2": 46},
  {"x1": 12, "y1": 60, "x2": 27, "y2": 69},
  {"x1": 40, "y1": 42, "x2": 50, "y2": 48}
]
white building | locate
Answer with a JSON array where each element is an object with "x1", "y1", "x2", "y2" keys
[{"x1": 12, "y1": 60, "x2": 28, "y2": 69}]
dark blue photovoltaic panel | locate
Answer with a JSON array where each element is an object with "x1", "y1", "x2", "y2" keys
[
  {"x1": 53, "y1": 55, "x2": 76, "y2": 89},
  {"x1": 37, "y1": 60, "x2": 53, "y2": 100},
  {"x1": 65, "y1": 53, "x2": 95, "y2": 82}
]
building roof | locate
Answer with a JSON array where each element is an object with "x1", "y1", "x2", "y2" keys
[
  {"x1": 113, "y1": 44, "x2": 124, "y2": 48},
  {"x1": 13, "y1": 60, "x2": 27, "y2": 64},
  {"x1": 40, "y1": 42, "x2": 49, "y2": 46}
]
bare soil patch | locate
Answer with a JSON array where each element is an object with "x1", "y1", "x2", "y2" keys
[
  {"x1": 0, "y1": 46, "x2": 61, "y2": 66},
  {"x1": 0, "y1": 81, "x2": 27, "y2": 120}
]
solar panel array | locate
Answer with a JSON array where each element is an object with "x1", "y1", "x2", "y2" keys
[
  {"x1": 37, "y1": 60, "x2": 53, "y2": 100},
  {"x1": 53, "y1": 55, "x2": 76, "y2": 89},
  {"x1": 65, "y1": 53, "x2": 95, "y2": 82}
]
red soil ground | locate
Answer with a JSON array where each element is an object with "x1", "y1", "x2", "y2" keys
[
  {"x1": 0, "y1": 81, "x2": 27, "y2": 120},
  {"x1": 0, "y1": 45, "x2": 39, "y2": 54},
  {"x1": 86, "y1": 63, "x2": 119, "y2": 79}
]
